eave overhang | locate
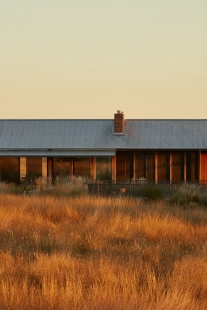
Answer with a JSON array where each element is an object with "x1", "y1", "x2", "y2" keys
[{"x1": 0, "y1": 149, "x2": 116, "y2": 157}]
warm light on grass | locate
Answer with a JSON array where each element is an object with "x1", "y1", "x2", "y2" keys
[{"x1": 0, "y1": 193, "x2": 207, "y2": 309}]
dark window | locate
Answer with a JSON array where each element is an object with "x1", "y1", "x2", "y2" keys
[
  {"x1": 53, "y1": 157, "x2": 70, "y2": 177},
  {"x1": 96, "y1": 157, "x2": 112, "y2": 181},
  {"x1": 26, "y1": 157, "x2": 42, "y2": 180},
  {"x1": 136, "y1": 152, "x2": 154, "y2": 180},
  {"x1": 74, "y1": 158, "x2": 90, "y2": 177}
]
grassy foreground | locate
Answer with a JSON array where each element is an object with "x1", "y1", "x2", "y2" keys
[{"x1": 1, "y1": 194, "x2": 207, "y2": 309}]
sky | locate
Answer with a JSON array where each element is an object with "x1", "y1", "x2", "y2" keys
[{"x1": 0, "y1": 0, "x2": 207, "y2": 119}]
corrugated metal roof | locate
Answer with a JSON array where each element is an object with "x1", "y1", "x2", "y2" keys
[{"x1": 0, "y1": 119, "x2": 207, "y2": 155}]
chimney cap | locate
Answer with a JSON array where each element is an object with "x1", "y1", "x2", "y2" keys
[{"x1": 117, "y1": 110, "x2": 123, "y2": 114}]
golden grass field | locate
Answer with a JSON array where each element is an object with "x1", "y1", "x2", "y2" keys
[{"x1": 1, "y1": 191, "x2": 207, "y2": 309}]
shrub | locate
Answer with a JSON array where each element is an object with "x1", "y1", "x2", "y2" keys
[
  {"x1": 140, "y1": 185, "x2": 163, "y2": 201},
  {"x1": 0, "y1": 182, "x2": 22, "y2": 195},
  {"x1": 38, "y1": 176, "x2": 88, "y2": 197},
  {"x1": 169, "y1": 183, "x2": 207, "y2": 207}
]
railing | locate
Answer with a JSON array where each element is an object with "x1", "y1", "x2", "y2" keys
[{"x1": 88, "y1": 180, "x2": 207, "y2": 197}]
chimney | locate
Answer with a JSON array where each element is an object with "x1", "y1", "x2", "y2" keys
[{"x1": 114, "y1": 110, "x2": 124, "y2": 134}]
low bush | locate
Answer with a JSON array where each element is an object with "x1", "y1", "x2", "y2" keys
[
  {"x1": 169, "y1": 184, "x2": 207, "y2": 207},
  {"x1": 0, "y1": 182, "x2": 22, "y2": 195},
  {"x1": 140, "y1": 185, "x2": 163, "y2": 201},
  {"x1": 34, "y1": 176, "x2": 88, "y2": 197}
]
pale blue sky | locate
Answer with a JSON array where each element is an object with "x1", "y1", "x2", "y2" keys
[{"x1": 0, "y1": 0, "x2": 207, "y2": 119}]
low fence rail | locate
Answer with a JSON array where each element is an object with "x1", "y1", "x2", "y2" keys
[{"x1": 88, "y1": 180, "x2": 207, "y2": 197}]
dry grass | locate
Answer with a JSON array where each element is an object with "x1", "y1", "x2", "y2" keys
[{"x1": 1, "y1": 193, "x2": 207, "y2": 309}]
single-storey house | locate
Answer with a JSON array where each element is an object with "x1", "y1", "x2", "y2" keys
[{"x1": 0, "y1": 111, "x2": 207, "y2": 183}]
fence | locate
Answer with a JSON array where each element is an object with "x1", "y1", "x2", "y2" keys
[{"x1": 88, "y1": 180, "x2": 207, "y2": 197}]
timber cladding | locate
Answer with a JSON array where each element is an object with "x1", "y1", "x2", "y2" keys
[
  {"x1": 116, "y1": 151, "x2": 199, "y2": 181},
  {"x1": 200, "y1": 152, "x2": 207, "y2": 181}
]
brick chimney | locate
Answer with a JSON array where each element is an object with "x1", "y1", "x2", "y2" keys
[{"x1": 114, "y1": 110, "x2": 124, "y2": 134}]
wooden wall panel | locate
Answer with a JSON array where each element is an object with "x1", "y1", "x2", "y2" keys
[
  {"x1": 26, "y1": 157, "x2": 42, "y2": 180},
  {"x1": 116, "y1": 152, "x2": 126, "y2": 180},
  {"x1": 116, "y1": 152, "x2": 133, "y2": 180},
  {"x1": 70, "y1": 158, "x2": 74, "y2": 176},
  {"x1": 133, "y1": 152, "x2": 136, "y2": 180},
  {"x1": 156, "y1": 153, "x2": 167, "y2": 180},
  {"x1": 90, "y1": 157, "x2": 96, "y2": 181},
  {"x1": 112, "y1": 157, "x2": 116, "y2": 181},
  {"x1": 200, "y1": 152, "x2": 207, "y2": 181},
  {"x1": 0, "y1": 157, "x2": 20, "y2": 183},
  {"x1": 171, "y1": 153, "x2": 181, "y2": 181}
]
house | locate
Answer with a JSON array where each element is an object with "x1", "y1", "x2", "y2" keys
[{"x1": 0, "y1": 111, "x2": 207, "y2": 183}]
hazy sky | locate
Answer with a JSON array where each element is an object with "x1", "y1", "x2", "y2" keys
[{"x1": 1, "y1": 0, "x2": 207, "y2": 119}]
